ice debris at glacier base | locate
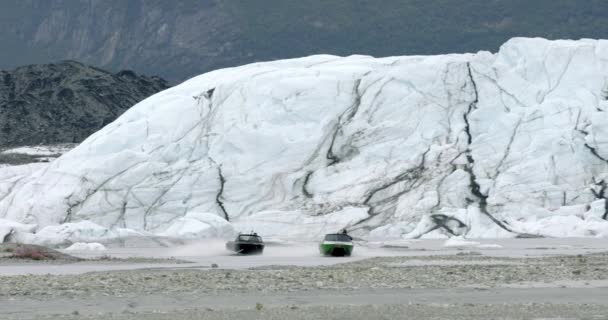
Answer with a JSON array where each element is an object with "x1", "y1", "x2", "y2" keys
[
  {"x1": 64, "y1": 242, "x2": 107, "y2": 252},
  {"x1": 2, "y1": 37, "x2": 608, "y2": 245},
  {"x1": 443, "y1": 236, "x2": 481, "y2": 248}
]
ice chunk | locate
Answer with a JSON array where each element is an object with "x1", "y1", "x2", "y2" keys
[
  {"x1": 64, "y1": 242, "x2": 107, "y2": 252},
  {"x1": 443, "y1": 236, "x2": 481, "y2": 248}
]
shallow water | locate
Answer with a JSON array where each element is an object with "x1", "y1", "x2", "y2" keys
[{"x1": 1, "y1": 237, "x2": 607, "y2": 276}]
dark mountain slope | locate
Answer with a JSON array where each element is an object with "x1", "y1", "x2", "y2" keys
[
  {"x1": 0, "y1": 0, "x2": 607, "y2": 82},
  {"x1": 0, "y1": 61, "x2": 168, "y2": 147}
]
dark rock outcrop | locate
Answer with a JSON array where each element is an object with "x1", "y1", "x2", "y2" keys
[{"x1": 0, "y1": 61, "x2": 168, "y2": 147}]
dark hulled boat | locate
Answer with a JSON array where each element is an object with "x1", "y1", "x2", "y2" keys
[{"x1": 225, "y1": 232, "x2": 265, "y2": 255}]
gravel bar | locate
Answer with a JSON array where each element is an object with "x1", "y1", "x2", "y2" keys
[{"x1": 2, "y1": 252, "x2": 608, "y2": 319}]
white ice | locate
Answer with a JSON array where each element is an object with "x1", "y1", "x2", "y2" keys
[
  {"x1": 1, "y1": 38, "x2": 608, "y2": 245},
  {"x1": 443, "y1": 236, "x2": 481, "y2": 248},
  {"x1": 64, "y1": 242, "x2": 107, "y2": 252},
  {"x1": 1, "y1": 144, "x2": 76, "y2": 157}
]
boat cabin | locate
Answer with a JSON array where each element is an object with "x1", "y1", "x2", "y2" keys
[
  {"x1": 237, "y1": 233, "x2": 263, "y2": 243},
  {"x1": 323, "y1": 233, "x2": 352, "y2": 242}
]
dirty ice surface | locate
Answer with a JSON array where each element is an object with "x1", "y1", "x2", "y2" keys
[{"x1": 2, "y1": 38, "x2": 608, "y2": 245}]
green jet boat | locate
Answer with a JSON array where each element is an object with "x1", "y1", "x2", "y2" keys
[{"x1": 319, "y1": 231, "x2": 354, "y2": 257}]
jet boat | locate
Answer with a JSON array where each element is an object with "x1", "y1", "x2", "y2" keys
[
  {"x1": 226, "y1": 232, "x2": 265, "y2": 255},
  {"x1": 319, "y1": 231, "x2": 353, "y2": 257}
]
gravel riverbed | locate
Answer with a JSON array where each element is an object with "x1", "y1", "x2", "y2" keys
[
  {"x1": 12, "y1": 303, "x2": 608, "y2": 320},
  {"x1": 2, "y1": 252, "x2": 608, "y2": 319},
  {"x1": 2, "y1": 253, "x2": 607, "y2": 297}
]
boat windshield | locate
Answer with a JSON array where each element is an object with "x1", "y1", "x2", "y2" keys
[
  {"x1": 238, "y1": 235, "x2": 262, "y2": 242},
  {"x1": 324, "y1": 234, "x2": 352, "y2": 242}
]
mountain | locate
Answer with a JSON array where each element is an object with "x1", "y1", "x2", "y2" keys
[
  {"x1": 1, "y1": 1, "x2": 608, "y2": 82},
  {"x1": 1, "y1": 38, "x2": 608, "y2": 245},
  {"x1": 0, "y1": 61, "x2": 169, "y2": 150}
]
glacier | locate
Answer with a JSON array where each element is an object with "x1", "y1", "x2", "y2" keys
[{"x1": 2, "y1": 37, "x2": 608, "y2": 245}]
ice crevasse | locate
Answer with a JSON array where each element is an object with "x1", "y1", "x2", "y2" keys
[{"x1": 2, "y1": 37, "x2": 608, "y2": 245}]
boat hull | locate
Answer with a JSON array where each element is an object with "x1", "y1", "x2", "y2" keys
[
  {"x1": 226, "y1": 241, "x2": 265, "y2": 255},
  {"x1": 319, "y1": 241, "x2": 353, "y2": 257}
]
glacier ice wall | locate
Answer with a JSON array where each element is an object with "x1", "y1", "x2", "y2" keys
[{"x1": 2, "y1": 37, "x2": 608, "y2": 243}]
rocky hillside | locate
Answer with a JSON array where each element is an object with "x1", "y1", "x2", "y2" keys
[
  {"x1": 1, "y1": 1, "x2": 607, "y2": 82},
  {"x1": 0, "y1": 61, "x2": 168, "y2": 148},
  {"x1": 1, "y1": 38, "x2": 608, "y2": 245}
]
